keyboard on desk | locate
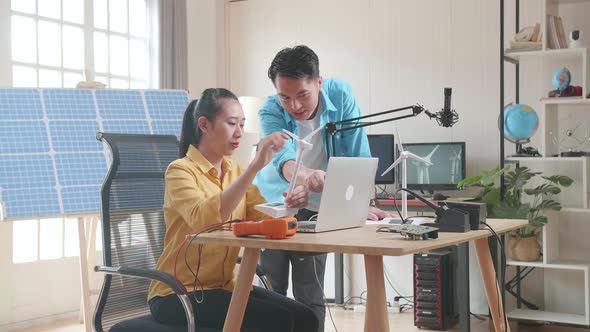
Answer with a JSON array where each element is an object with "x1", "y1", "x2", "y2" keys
[{"x1": 297, "y1": 221, "x2": 317, "y2": 233}]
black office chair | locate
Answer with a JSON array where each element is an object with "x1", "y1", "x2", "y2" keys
[
  {"x1": 93, "y1": 133, "x2": 200, "y2": 332},
  {"x1": 93, "y1": 133, "x2": 271, "y2": 332}
]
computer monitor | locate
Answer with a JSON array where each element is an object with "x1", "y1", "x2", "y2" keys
[
  {"x1": 367, "y1": 134, "x2": 395, "y2": 184},
  {"x1": 399, "y1": 142, "x2": 466, "y2": 192}
]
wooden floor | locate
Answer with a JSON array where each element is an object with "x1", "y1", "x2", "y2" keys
[{"x1": 10, "y1": 307, "x2": 589, "y2": 332}]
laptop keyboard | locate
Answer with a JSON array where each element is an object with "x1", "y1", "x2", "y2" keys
[{"x1": 297, "y1": 221, "x2": 316, "y2": 231}]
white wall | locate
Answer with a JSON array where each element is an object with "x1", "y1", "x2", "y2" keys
[
  {"x1": 0, "y1": 0, "x2": 12, "y2": 86},
  {"x1": 224, "y1": 0, "x2": 546, "y2": 314},
  {"x1": 186, "y1": 0, "x2": 226, "y2": 99}
]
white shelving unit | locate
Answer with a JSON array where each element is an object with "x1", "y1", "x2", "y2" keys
[{"x1": 502, "y1": 0, "x2": 590, "y2": 327}]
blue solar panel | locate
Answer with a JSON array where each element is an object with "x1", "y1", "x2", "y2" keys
[
  {"x1": 49, "y1": 121, "x2": 103, "y2": 152},
  {"x1": 55, "y1": 153, "x2": 107, "y2": 186},
  {"x1": 96, "y1": 90, "x2": 146, "y2": 120},
  {"x1": 102, "y1": 120, "x2": 151, "y2": 135},
  {"x1": 0, "y1": 121, "x2": 50, "y2": 154},
  {"x1": 0, "y1": 88, "x2": 189, "y2": 220},
  {"x1": 0, "y1": 155, "x2": 55, "y2": 190},
  {"x1": 43, "y1": 89, "x2": 97, "y2": 120},
  {"x1": 2, "y1": 188, "x2": 61, "y2": 218},
  {"x1": 61, "y1": 186, "x2": 101, "y2": 214},
  {"x1": 145, "y1": 90, "x2": 188, "y2": 120},
  {"x1": 152, "y1": 120, "x2": 182, "y2": 139},
  {"x1": 0, "y1": 89, "x2": 43, "y2": 120}
]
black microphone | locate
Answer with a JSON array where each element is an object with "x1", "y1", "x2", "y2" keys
[
  {"x1": 425, "y1": 88, "x2": 459, "y2": 127},
  {"x1": 440, "y1": 88, "x2": 458, "y2": 127}
]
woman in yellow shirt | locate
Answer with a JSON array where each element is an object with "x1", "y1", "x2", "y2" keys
[{"x1": 148, "y1": 88, "x2": 318, "y2": 331}]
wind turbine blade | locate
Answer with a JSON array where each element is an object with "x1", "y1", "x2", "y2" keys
[
  {"x1": 381, "y1": 157, "x2": 402, "y2": 176},
  {"x1": 303, "y1": 126, "x2": 322, "y2": 141},
  {"x1": 406, "y1": 152, "x2": 432, "y2": 166},
  {"x1": 425, "y1": 145, "x2": 440, "y2": 159},
  {"x1": 395, "y1": 127, "x2": 404, "y2": 152},
  {"x1": 282, "y1": 129, "x2": 300, "y2": 140}
]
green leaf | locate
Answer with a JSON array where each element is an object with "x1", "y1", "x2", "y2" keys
[
  {"x1": 534, "y1": 199, "x2": 562, "y2": 211},
  {"x1": 541, "y1": 175, "x2": 574, "y2": 187},
  {"x1": 517, "y1": 225, "x2": 538, "y2": 237},
  {"x1": 481, "y1": 188, "x2": 500, "y2": 205},
  {"x1": 480, "y1": 166, "x2": 508, "y2": 187},
  {"x1": 524, "y1": 184, "x2": 561, "y2": 196},
  {"x1": 458, "y1": 166, "x2": 508, "y2": 188},
  {"x1": 505, "y1": 167, "x2": 541, "y2": 191},
  {"x1": 491, "y1": 201, "x2": 529, "y2": 219},
  {"x1": 457, "y1": 175, "x2": 482, "y2": 188},
  {"x1": 503, "y1": 191, "x2": 522, "y2": 208},
  {"x1": 529, "y1": 215, "x2": 548, "y2": 227}
]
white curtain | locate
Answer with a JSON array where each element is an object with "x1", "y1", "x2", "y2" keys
[{"x1": 158, "y1": 0, "x2": 188, "y2": 89}]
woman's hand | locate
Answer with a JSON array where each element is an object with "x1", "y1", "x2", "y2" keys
[
  {"x1": 249, "y1": 132, "x2": 288, "y2": 171},
  {"x1": 283, "y1": 185, "x2": 308, "y2": 209}
]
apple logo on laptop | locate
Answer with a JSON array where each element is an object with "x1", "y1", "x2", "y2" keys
[{"x1": 345, "y1": 185, "x2": 354, "y2": 201}]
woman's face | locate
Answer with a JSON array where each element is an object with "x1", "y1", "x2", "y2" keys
[{"x1": 201, "y1": 98, "x2": 245, "y2": 156}]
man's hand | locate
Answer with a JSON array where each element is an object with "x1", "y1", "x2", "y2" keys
[
  {"x1": 366, "y1": 206, "x2": 394, "y2": 221},
  {"x1": 305, "y1": 169, "x2": 326, "y2": 193},
  {"x1": 283, "y1": 185, "x2": 308, "y2": 209}
]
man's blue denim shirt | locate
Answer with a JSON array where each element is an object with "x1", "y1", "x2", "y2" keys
[{"x1": 254, "y1": 78, "x2": 371, "y2": 204}]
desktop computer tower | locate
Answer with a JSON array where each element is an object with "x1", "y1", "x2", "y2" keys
[{"x1": 414, "y1": 248, "x2": 458, "y2": 330}]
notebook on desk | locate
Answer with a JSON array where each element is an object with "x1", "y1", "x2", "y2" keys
[{"x1": 298, "y1": 157, "x2": 378, "y2": 233}]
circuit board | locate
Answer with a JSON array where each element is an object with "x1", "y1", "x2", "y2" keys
[{"x1": 379, "y1": 224, "x2": 440, "y2": 240}]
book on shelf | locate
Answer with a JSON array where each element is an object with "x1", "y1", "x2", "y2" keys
[
  {"x1": 556, "y1": 16, "x2": 568, "y2": 49},
  {"x1": 531, "y1": 23, "x2": 541, "y2": 42},
  {"x1": 547, "y1": 15, "x2": 568, "y2": 49},
  {"x1": 509, "y1": 41, "x2": 542, "y2": 49}
]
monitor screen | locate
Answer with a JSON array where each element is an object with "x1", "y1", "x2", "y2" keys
[
  {"x1": 367, "y1": 134, "x2": 395, "y2": 184},
  {"x1": 399, "y1": 142, "x2": 466, "y2": 191}
]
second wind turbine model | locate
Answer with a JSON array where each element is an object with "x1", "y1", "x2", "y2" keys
[{"x1": 380, "y1": 128, "x2": 433, "y2": 219}]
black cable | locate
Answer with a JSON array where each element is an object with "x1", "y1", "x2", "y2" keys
[
  {"x1": 376, "y1": 184, "x2": 388, "y2": 197},
  {"x1": 392, "y1": 188, "x2": 443, "y2": 224},
  {"x1": 313, "y1": 256, "x2": 339, "y2": 332},
  {"x1": 471, "y1": 312, "x2": 486, "y2": 321},
  {"x1": 504, "y1": 266, "x2": 539, "y2": 310},
  {"x1": 184, "y1": 220, "x2": 239, "y2": 304},
  {"x1": 482, "y1": 222, "x2": 509, "y2": 332}
]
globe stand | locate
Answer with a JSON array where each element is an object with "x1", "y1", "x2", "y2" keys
[{"x1": 509, "y1": 140, "x2": 541, "y2": 157}]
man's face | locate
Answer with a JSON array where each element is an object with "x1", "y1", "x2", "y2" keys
[{"x1": 274, "y1": 75, "x2": 322, "y2": 121}]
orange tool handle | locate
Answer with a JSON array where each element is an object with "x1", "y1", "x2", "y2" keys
[{"x1": 233, "y1": 217, "x2": 298, "y2": 239}]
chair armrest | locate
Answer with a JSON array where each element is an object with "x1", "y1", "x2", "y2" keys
[{"x1": 95, "y1": 265, "x2": 187, "y2": 294}]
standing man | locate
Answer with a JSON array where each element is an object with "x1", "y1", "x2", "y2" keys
[{"x1": 255, "y1": 45, "x2": 392, "y2": 331}]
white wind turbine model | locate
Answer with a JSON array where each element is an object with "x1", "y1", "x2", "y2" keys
[
  {"x1": 255, "y1": 127, "x2": 322, "y2": 218},
  {"x1": 449, "y1": 148, "x2": 462, "y2": 184},
  {"x1": 380, "y1": 129, "x2": 432, "y2": 219},
  {"x1": 412, "y1": 145, "x2": 439, "y2": 184}
]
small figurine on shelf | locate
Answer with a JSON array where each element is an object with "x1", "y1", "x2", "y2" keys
[{"x1": 548, "y1": 67, "x2": 583, "y2": 98}]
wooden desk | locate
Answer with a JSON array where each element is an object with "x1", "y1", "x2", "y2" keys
[{"x1": 193, "y1": 218, "x2": 527, "y2": 332}]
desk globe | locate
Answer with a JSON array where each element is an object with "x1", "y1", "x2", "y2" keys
[
  {"x1": 552, "y1": 67, "x2": 571, "y2": 92},
  {"x1": 503, "y1": 103, "x2": 539, "y2": 156}
]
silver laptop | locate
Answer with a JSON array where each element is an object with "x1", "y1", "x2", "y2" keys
[{"x1": 298, "y1": 157, "x2": 378, "y2": 233}]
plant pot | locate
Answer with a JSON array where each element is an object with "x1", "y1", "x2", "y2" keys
[{"x1": 508, "y1": 235, "x2": 541, "y2": 262}]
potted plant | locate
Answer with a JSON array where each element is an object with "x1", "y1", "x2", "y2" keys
[{"x1": 457, "y1": 165, "x2": 573, "y2": 261}]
